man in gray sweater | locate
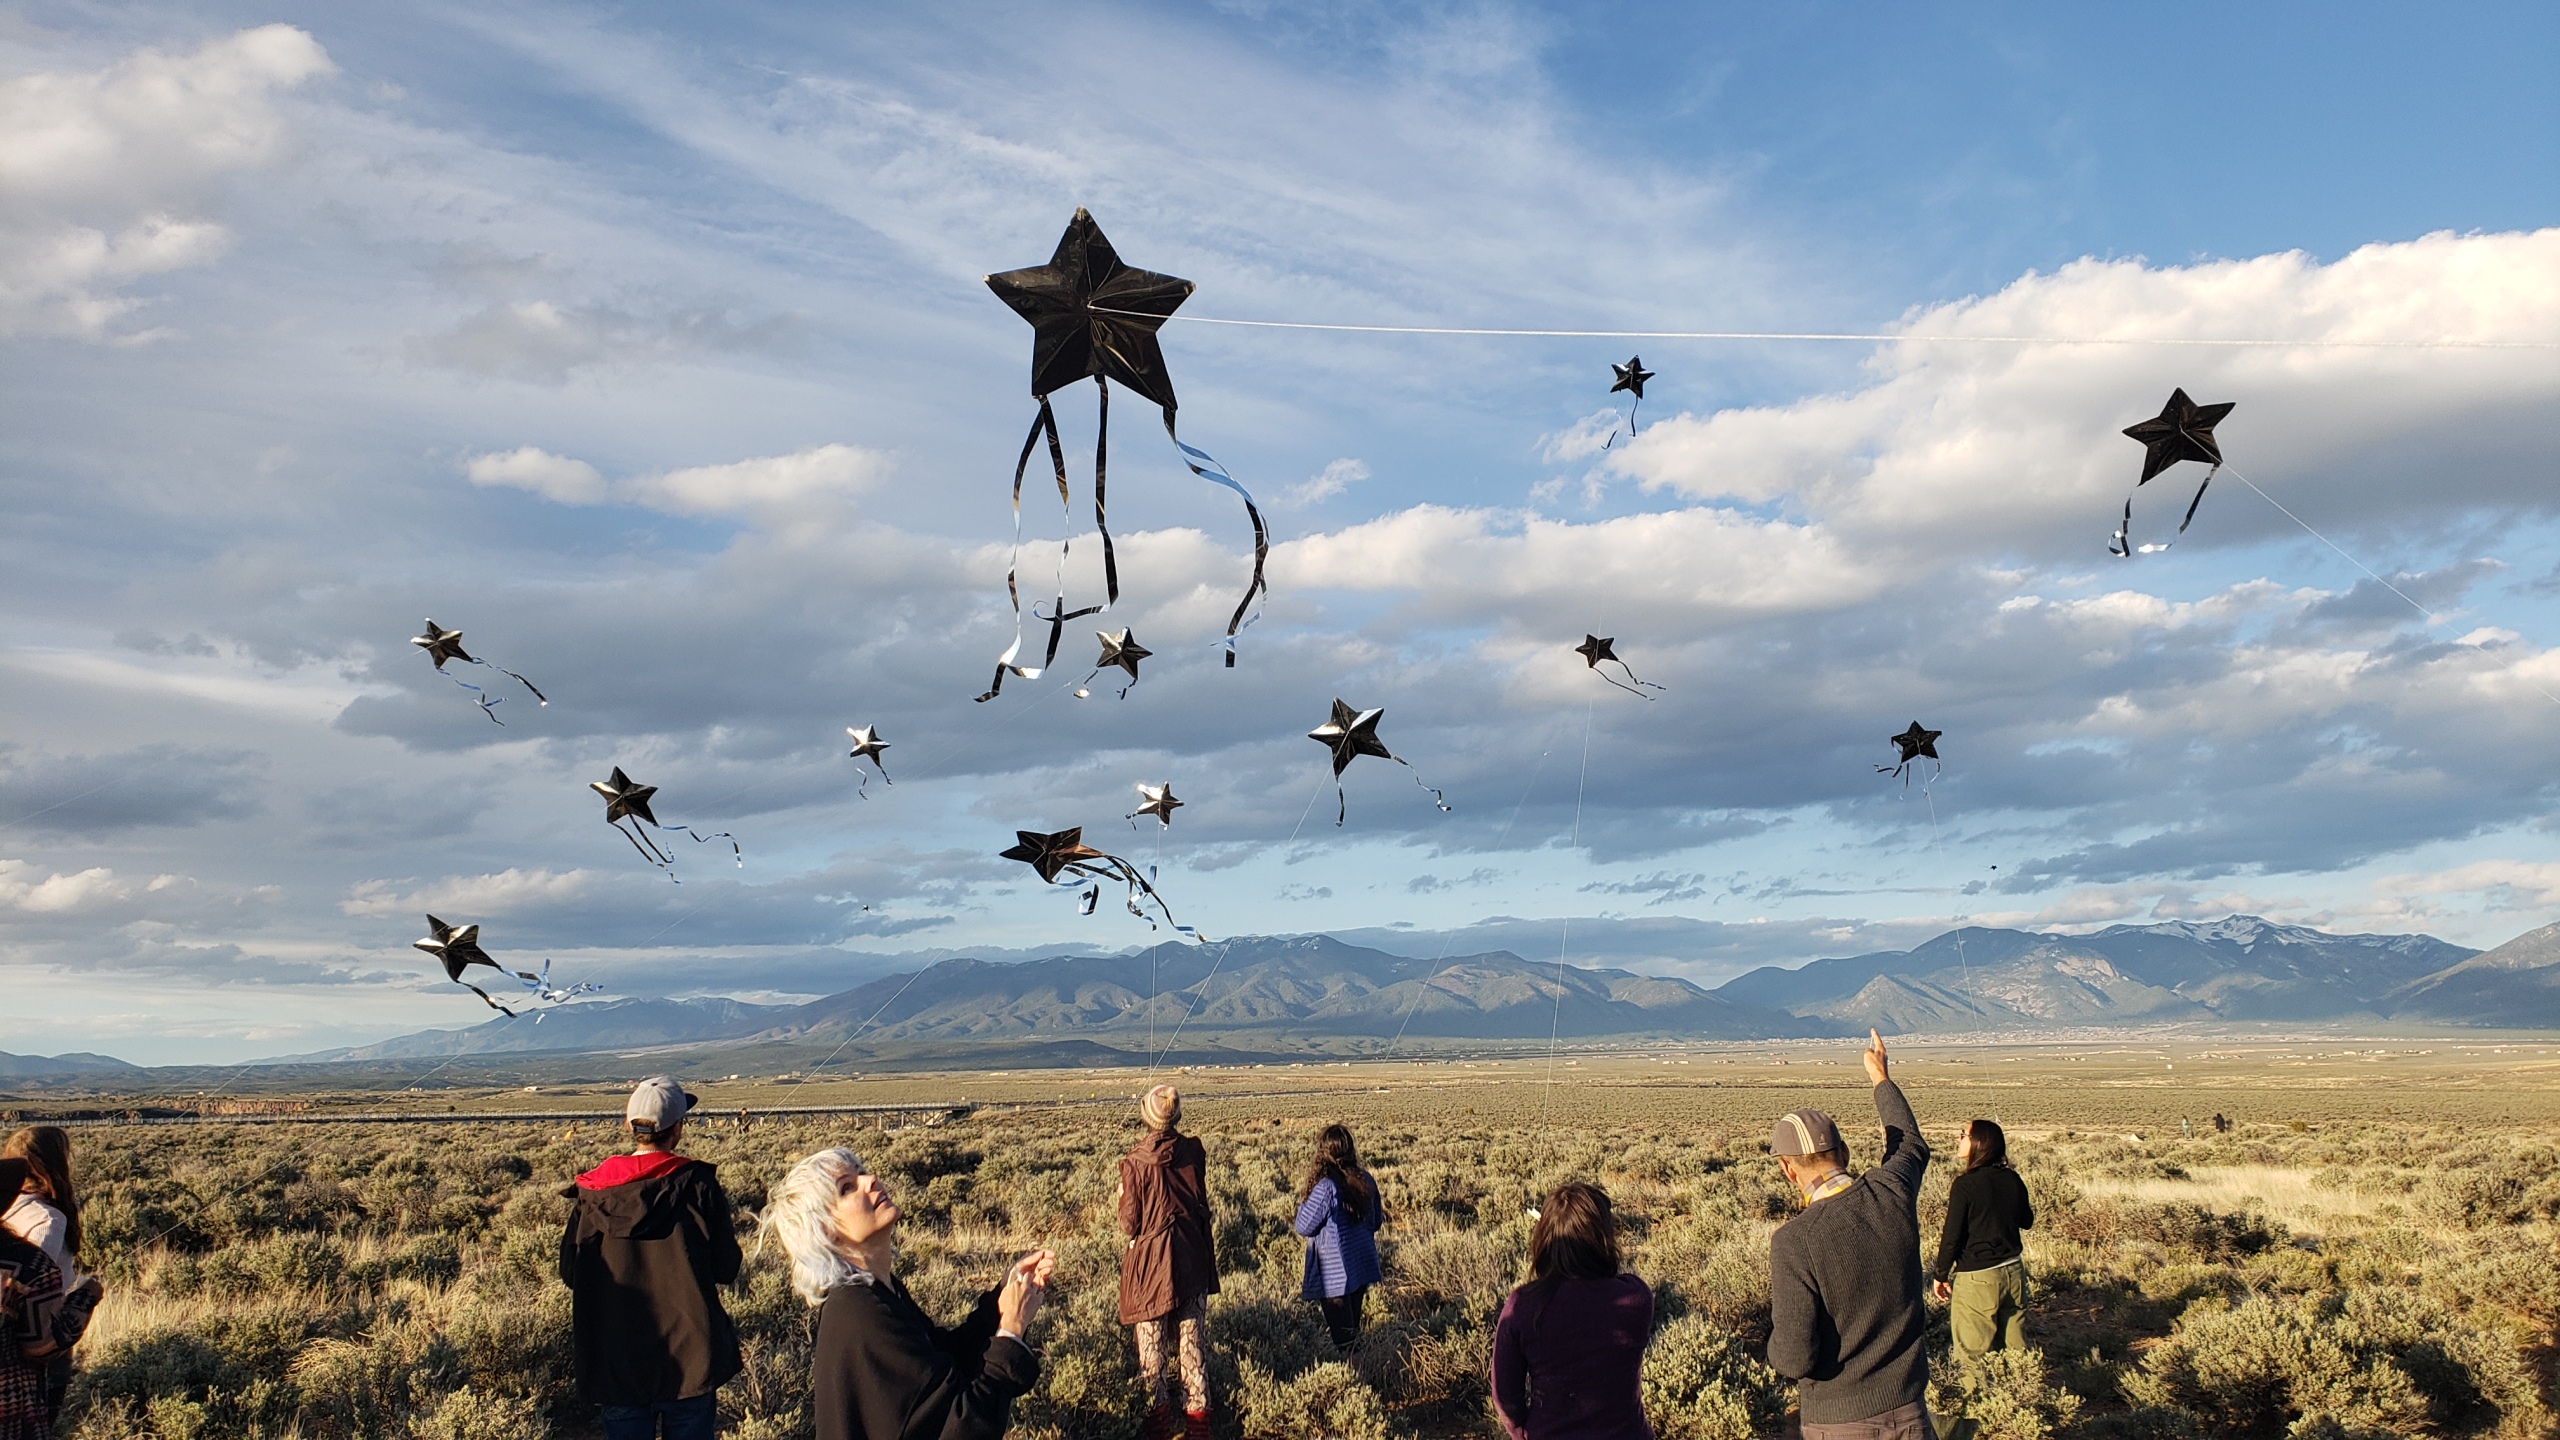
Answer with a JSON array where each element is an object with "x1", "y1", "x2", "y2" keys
[{"x1": 1767, "y1": 1029, "x2": 1934, "y2": 1439}]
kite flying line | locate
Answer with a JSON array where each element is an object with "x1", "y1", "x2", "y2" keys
[
  {"x1": 1536, "y1": 696, "x2": 1598, "y2": 1150},
  {"x1": 1382, "y1": 732, "x2": 1565, "y2": 1055},
  {"x1": 1103, "y1": 308, "x2": 2559, "y2": 349},
  {"x1": 2223, "y1": 467, "x2": 2560, "y2": 712}
]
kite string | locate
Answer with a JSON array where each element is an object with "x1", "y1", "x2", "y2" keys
[
  {"x1": 1535, "y1": 697, "x2": 1596, "y2": 1169},
  {"x1": 1096, "y1": 307, "x2": 2559, "y2": 349},
  {"x1": 1383, "y1": 729, "x2": 1566, "y2": 1055},
  {"x1": 2226, "y1": 468, "x2": 2560, "y2": 711},
  {"x1": 809, "y1": 964, "x2": 938, "y2": 1075}
]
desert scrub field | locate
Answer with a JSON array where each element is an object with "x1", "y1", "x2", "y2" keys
[{"x1": 32, "y1": 1086, "x2": 2560, "y2": 1440}]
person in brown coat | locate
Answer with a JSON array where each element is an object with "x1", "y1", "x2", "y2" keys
[{"x1": 1118, "y1": 1085, "x2": 1218, "y2": 1440}]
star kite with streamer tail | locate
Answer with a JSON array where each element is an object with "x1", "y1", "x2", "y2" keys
[
  {"x1": 589, "y1": 767, "x2": 741, "y2": 878},
  {"x1": 2110, "y1": 388, "x2": 2235, "y2": 557},
  {"x1": 1877, "y1": 722, "x2": 1943, "y2": 787},
  {"x1": 412, "y1": 619, "x2": 549, "y2": 723},
  {"x1": 1308, "y1": 698, "x2": 1450, "y2": 826},
  {"x1": 977, "y1": 208, "x2": 1270, "y2": 700},
  {"x1": 415, "y1": 915, "x2": 601, "y2": 1016},
  {"x1": 1128, "y1": 782, "x2": 1183, "y2": 829},
  {"x1": 1573, "y1": 634, "x2": 1664, "y2": 697},
  {"x1": 1000, "y1": 826, "x2": 1198, "y2": 937},
  {"x1": 1075, "y1": 629, "x2": 1152, "y2": 699},
  {"x1": 1604, "y1": 356, "x2": 1654, "y2": 449},
  {"x1": 845, "y1": 726, "x2": 892, "y2": 795}
]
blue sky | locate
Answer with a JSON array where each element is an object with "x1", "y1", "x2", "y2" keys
[{"x1": 1, "y1": 2, "x2": 2555, "y2": 1063}]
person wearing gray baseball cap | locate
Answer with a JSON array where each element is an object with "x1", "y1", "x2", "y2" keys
[
  {"x1": 559, "y1": 1077, "x2": 741, "y2": 1440},
  {"x1": 1766, "y1": 1030, "x2": 1936, "y2": 1440}
]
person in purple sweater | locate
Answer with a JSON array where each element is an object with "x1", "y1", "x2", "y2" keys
[
  {"x1": 1490, "y1": 1182, "x2": 1655, "y2": 1440},
  {"x1": 1291, "y1": 1124, "x2": 1383, "y2": 1349}
]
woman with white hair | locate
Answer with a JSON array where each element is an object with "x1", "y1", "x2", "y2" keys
[{"x1": 761, "y1": 1148, "x2": 1057, "y2": 1440}]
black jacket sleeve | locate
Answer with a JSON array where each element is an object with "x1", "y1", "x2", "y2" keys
[
  {"x1": 1931, "y1": 1174, "x2": 1971, "y2": 1282},
  {"x1": 1872, "y1": 1079, "x2": 1930, "y2": 1212},
  {"x1": 690, "y1": 1167, "x2": 743, "y2": 1287},
  {"x1": 814, "y1": 1282, "x2": 1039, "y2": 1440}
]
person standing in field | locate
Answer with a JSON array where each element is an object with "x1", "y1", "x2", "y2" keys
[
  {"x1": 760, "y1": 1147, "x2": 1054, "y2": 1440},
  {"x1": 1118, "y1": 1086, "x2": 1218, "y2": 1440},
  {"x1": 559, "y1": 1077, "x2": 742, "y2": 1440},
  {"x1": 1489, "y1": 1182, "x2": 1654, "y2": 1440},
  {"x1": 1766, "y1": 1030, "x2": 1935, "y2": 1440},
  {"x1": 1930, "y1": 1119, "x2": 2033, "y2": 1354},
  {"x1": 0, "y1": 1158, "x2": 73, "y2": 1440},
  {"x1": 3, "y1": 1129, "x2": 99, "y2": 1424},
  {"x1": 1292, "y1": 1123, "x2": 1383, "y2": 1350}
]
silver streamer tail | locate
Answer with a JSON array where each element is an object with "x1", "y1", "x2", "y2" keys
[{"x1": 1166, "y1": 420, "x2": 1269, "y2": 667}]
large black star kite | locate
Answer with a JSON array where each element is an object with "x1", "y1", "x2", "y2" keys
[
  {"x1": 977, "y1": 209, "x2": 1270, "y2": 699},
  {"x1": 1308, "y1": 698, "x2": 1449, "y2": 826},
  {"x1": 411, "y1": 618, "x2": 547, "y2": 724},
  {"x1": 1876, "y1": 722, "x2": 1944, "y2": 788},
  {"x1": 1604, "y1": 356, "x2": 1655, "y2": 448},
  {"x1": 1573, "y1": 634, "x2": 1662, "y2": 698},
  {"x1": 590, "y1": 767, "x2": 739, "y2": 878},
  {"x1": 999, "y1": 825, "x2": 1196, "y2": 936},
  {"x1": 2110, "y1": 388, "x2": 2236, "y2": 557}
]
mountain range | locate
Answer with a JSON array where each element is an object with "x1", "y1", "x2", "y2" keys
[{"x1": 242, "y1": 916, "x2": 2560, "y2": 1068}]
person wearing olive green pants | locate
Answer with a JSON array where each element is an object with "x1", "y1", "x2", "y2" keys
[{"x1": 1930, "y1": 1119, "x2": 2034, "y2": 1354}]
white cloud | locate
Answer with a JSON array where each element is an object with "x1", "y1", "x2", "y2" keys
[
  {"x1": 2374, "y1": 861, "x2": 2560, "y2": 912},
  {"x1": 1610, "y1": 231, "x2": 2560, "y2": 556},
  {"x1": 341, "y1": 868, "x2": 600, "y2": 919},
  {"x1": 1285, "y1": 458, "x2": 1369, "y2": 507},
  {"x1": 0, "y1": 25, "x2": 333, "y2": 337},
  {"x1": 629, "y1": 444, "x2": 888, "y2": 522},
  {"x1": 464, "y1": 446, "x2": 608, "y2": 504},
  {"x1": 459, "y1": 443, "x2": 890, "y2": 531}
]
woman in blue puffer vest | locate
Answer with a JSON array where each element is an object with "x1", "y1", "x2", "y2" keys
[{"x1": 1291, "y1": 1123, "x2": 1384, "y2": 1349}]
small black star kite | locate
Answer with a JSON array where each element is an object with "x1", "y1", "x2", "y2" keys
[
  {"x1": 1075, "y1": 628, "x2": 1153, "y2": 699},
  {"x1": 590, "y1": 767, "x2": 738, "y2": 877},
  {"x1": 411, "y1": 618, "x2": 547, "y2": 723},
  {"x1": 1604, "y1": 355, "x2": 1656, "y2": 448},
  {"x1": 1128, "y1": 782, "x2": 1183, "y2": 829},
  {"x1": 1573, "y1": 634, "x2": 1662, "y2": 698},
  {"x1": 846, "y1": 726, "x2": 892, "y2": 795},
  {"x1": 2111, "y1": 388, "x2": 2236, "y2": 556},
  {"x1": 1308, "y1": 698, "x2": 1448, "y2": 826},
  {"x1": 1000, "y1": 825, "x2": 1196, "y2": 936},
  {"x1": 1877, "y1": 722, "x2": 1944, "y2": 787}
]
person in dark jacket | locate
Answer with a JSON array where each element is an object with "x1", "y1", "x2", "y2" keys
[
  {"x1": 1291, "y1": 1123, "x2": 1383, "y2": 1349},
  {"x1": 1118, "y1": 1086, "x2": 1217, "y2": 1440},
  {"x1": 1489, "y1": 1182, "x2": 1654, "y2": 1440},
  {"x1": 1930, "y1": 1119, "x2": 2033, "y2": 1355},
  {"x1": 1767, "y1": 1031, "x2": 1934, "y2": 1440},
  {"x1": 559, "y1": 1077, "x2": 742, "y2": 1440},
  {"x1": 759, "y1": 1146, "x2": 1056, "y2": 1440}
]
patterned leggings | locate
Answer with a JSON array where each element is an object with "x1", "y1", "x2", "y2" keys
[{"x1": 1135, "y1": 1295, "x2": 1210, "y2": 1414}]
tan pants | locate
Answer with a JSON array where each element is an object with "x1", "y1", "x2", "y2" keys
[
  {"x1": 1949, "y1": 1262, "x2": 2027, "y2": 1354},
  {"x1": 1135, "y1": 1294, "x2": 1209, "y2": 1414}
]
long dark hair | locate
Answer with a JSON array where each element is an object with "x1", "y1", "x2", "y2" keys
[
  {"x1": 1514, "y1": 1182, "x2": 1620, "y2": 1330},
  {"x1": 1296, "y1": 1123, "x2": 1374, "y2": 1223},
  {"x1": 3, "y1": 1126, "x2": 80, "y2": 1257},
  {"x1": 1962, "y1": 1118, "x2": 2009, "y2": 1174}
]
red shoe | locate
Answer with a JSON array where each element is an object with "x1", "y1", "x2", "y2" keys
[
  {"x1": 1184, "y1": 1409, "x2": 1212, "y2": 1440},
  {"x1": 1141, "y1": 1404, "x2": 1176, "y2": 1440}
]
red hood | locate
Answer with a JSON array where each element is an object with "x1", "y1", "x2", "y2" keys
[{"x1": 576, "y1": 1150, "x2": 695, "y2": 1190}]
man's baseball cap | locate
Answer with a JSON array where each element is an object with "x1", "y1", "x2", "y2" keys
[
  {"x1": 626, "y1": 1076, "x2": 697, "y2": 1135},
  {"x1": 1771, "y1": 1108, "x2": 1843, "y2": 1157}
]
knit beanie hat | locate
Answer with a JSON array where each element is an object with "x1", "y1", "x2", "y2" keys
[{"x1": 1141, "y1": 1085, "x2": 1181, "y2": 1132}]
